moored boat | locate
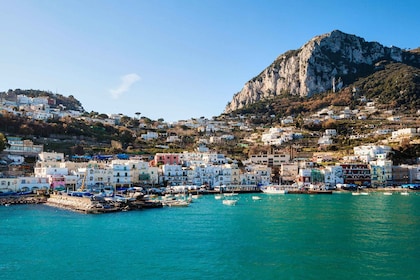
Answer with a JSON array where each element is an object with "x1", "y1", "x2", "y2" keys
[
  {"x1": 222, "y1": 199, "x2": 237, "y2": 206},
  {"x1": 261, "y1": 185, "x2": 288, "y2": 194},
  {"x1": 214, "y1": 194, "x2": 223, "y2": 200},
  {"x1": 163, "y1": 199, "x2": 190, "y2": 207},
  {"x1": 224, "y1": 192, "x2": 238, "y2": 196}
]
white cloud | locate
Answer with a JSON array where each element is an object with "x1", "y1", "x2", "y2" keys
[{"x1": 110, "y1": 73, "x2": 140, "y2": 99}]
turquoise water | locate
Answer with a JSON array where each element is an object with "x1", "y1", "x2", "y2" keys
[{"x1": 1, "y1": 193, "x2": 419, "y2": 280}]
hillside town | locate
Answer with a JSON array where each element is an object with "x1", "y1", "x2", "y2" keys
[{"x1": 0, "y1": 91, "x2": 420, "y2": 196}]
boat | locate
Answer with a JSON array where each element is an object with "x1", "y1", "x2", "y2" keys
[
  {"x1": 168, "y1": 200, "x2": 190, "y2": 207},
  {"x1": 261, "y1": 185, "x2": 288, "y2": 194},
  {"x1": 252, "y1": 196, "x2": 262, "y2": 200},
  {"x1": 383, "y1": 192, "x2": 393, "y2": 196},
  {"x1": 162, "y1": 198, "x2": 190, "y2": 207},
  {"x1": 352, "y1": 191, "x2": 368, "y2": 196},
  {"x1": 224, "y1": 192, "x2": 238, "y2": 197},
  {"x1": 214, "y1": 194, "x2": 223, "y2": 200},
  {"x1": 222, "y1": 199, "x2": 237, "y2": 206},
  {"x1": 400, "y1": 191, "x2": 409, "y2": 196}
]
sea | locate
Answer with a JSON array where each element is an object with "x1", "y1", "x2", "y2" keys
[{"x1": 1, "y1": 192, "x2": 419, "y2": 280}]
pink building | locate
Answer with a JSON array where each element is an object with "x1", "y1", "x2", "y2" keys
[
  {"x1": 152, "y1": 153, "x2": 180, "y2": 166},
  {"x1": 49, "y1": 175, "x2": 66, "y2": 190}
]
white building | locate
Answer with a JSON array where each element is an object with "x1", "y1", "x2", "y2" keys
[
  {"x1": 324, "y1": 129, "x2": 337, "y2": 137},
  {"x1": 392, "y1": 128, "x2": 418, "y2": 139},
  {"x1": 141, "y1": 131, "x2": 159, "y2": 140},
  {"x1": 323, "y1": 165, "x2": 344, "y2": 187},
  {"x1": 39, "y1": 152, "x2": 65, "y2": 162},
  {"x1": 318, "y1": 135, "x2": 333, "y2": 146},
  {"x1": 110, "y1": 160, "x2": 133, "y2": 188},
  {"x1": 353, "y1": 145, "x2": 392, "y2": 163},
  {"x1": 248, "y1": 153, "x2": 290, "y2": 167},
  {"x1": 4, "y1": 137, "x2": 43, "y2": 155}
]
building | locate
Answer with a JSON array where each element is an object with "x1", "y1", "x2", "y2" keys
[
  {"x1": 110, "y1": 160, "x2": 133, "y2": 188},
  {"x1": 392, "y1": 128, "x2": 418, "y2": 139},
  {"x1": 249, "y1": 153, "x2": 290, "y2": 167},
  {"x1": 340, "y1": 163, "x2": 371, "y2": 187},
  {"x1": 280, "y1": 163, "x2": 299, "y2": 183},
  {"x1": 4, "y1": 137, "x2": 43, "y2": 156},
  {"x1": 369, "y1": 158, "x2": 393, "y2": 187},
  {"x1": 353, "y1": 144, "x2": 392, "y2": 163},
  {"x1": 323, "y1": 165, "x2": 344, "y2": 187},
  {"x1": 392, "y1": 165, "x2": 410, "y2": 186},
  {"x1": 152, "y1": 153, "x2": 180, "y2": 166},
  {"x1": 160, "y1": 164, "x2": 188, "y2": 186}
]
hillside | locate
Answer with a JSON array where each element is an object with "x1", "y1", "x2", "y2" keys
[
  {"x1": 225, "y1": 30, "x2": 420, "y2": 113},
  {"x1": 228, "y1": 62, "x2": 420, "y2": 120},
  {"x1": 1, "y1": 89, "x2": 84, "y2": 111}
]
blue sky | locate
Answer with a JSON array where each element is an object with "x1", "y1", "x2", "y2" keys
[{"x1": 1, "y1": 0, "x2": 419, "y2": 122}]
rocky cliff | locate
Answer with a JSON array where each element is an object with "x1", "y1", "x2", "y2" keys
[{"x1": 225, "y1": 30, "x2": 420, "y2": 113}]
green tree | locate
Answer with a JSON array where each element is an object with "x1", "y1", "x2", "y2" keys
[{"x1": 0, "y1": 133, "x2": 8, "y2": 152}]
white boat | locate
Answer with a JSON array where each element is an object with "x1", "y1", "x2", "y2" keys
[
  {"x1": 360, "y1": 192, "x2": 369, "y2": 195},
  {"x1": 252, "y1": 196, "x2": 262, "y2": 200},
  {"x1": 383, "y1": 192, "x2": 393, "y2": 196},
  {"x1": 401, "y1": 191, "x2": 409, "y2": 196},
  {"x1": 261, "y1": 185, "x2": 288, "y2": 194},
  {"x1": 352, "y1": 192, "x2": 360, "y2": 196},
  {"x1": 222, "y1": 199, "x2": 237, "y2": 206},
  {"x1": 214, "y1": 194, "x2": 223, "y2": 200},
  {"x1": 163, "y1": 199, "x2": 190, "y2": 207},
  {"x1": 224, "y1": 192, "x2": 238, "y2": 196}
]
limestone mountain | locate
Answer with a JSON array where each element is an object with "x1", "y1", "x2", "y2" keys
[{"x1": 224, "y1": 30, "x2": 420, "y2": 113}]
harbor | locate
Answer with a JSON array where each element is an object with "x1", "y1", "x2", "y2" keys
[{"x1": 1, "y1": 192, "x2": 419, "y2": 280}]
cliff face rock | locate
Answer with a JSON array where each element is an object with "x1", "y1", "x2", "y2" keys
[{"x1": 225, "y1": 30, "x2": 420, "y2": 113}]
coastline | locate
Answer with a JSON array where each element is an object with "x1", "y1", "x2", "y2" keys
[{"x1": 1, "y1": 187, "x2": 417, "y2": 213}]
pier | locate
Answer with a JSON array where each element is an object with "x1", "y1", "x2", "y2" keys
[{"x1": 45, "y1": 194, "x2": 163, "y2": 214}]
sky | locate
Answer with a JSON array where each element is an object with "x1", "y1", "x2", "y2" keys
[{"x1": 1, "y1": 0, "x2": 419, "y2": 122}]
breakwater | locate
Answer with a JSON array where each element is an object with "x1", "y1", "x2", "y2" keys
[
  {"x1": 0, "y1": 195, "x2": 47, "y2": 205},
  {"x1": 45, "y1": 194, "x2": 162, "y2": 214}
]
